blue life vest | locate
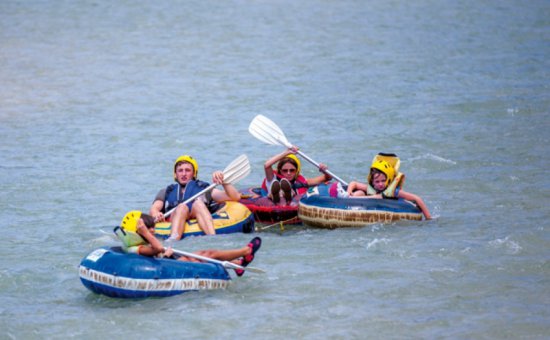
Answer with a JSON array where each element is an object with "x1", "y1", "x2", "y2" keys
[{"x1": 164, "y1": 180, "x2": 221, "y2": 213}]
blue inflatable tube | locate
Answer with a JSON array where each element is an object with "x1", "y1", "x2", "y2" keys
[
  {"x1": 298, "y1": 184, "x2": 423, "y2": 229},
  {"x1": 79, "y1": 247, "x2": 231, "y2": 298}
]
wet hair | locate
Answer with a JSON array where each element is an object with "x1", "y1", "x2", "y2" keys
[
  {"x1": 141, "y1": 214, "x2": 155, "y2": 229},
  {"x1": 369, "y1": 168, "x2": 386, "y2": 186},
  {"x1": 277, "y1": 157, "x2": 298, "y2": 173}
]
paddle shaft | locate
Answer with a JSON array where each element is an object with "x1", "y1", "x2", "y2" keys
[
  {"x1": 168, "y1": 248, "x2": 265, "y2": 274},
  {"x1": 251, "y1": 115, "x2": 348, "y2": 186},
  {"x1": 162, "y1": 183, "x2": 216, "y2": 219},
  {"x1": 295, "y1": 150, "x2": 348, "y2": 186},
  {"x1": 271, "y1": 131, "x2": 349, "y2": 186}
]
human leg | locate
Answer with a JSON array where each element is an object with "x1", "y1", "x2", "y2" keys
[
  {"x1": 269, "y1": 180, "x2": 281, "y2": 204},
  {"x1": 191, "y1": 200, "x2": 216, "y2": 235},
  {"x1": 351, "y1": 190, "x2": 366, "y2": 196},
  {"x1": 234, "y1": 237, "x2": 262, "y2": 276},
  {"x1": 280, "y1": 178, "x2": 293, "y2": 204},
  {"x1": 169, "y1": 204, "x2": 190, "y2": 240},
  {"x1": 195, "y1": 247, "x2": 249, "y2": 261},
  {"x1": 177, "y1": 237, "x2": 262, "y2": 277},
  {"x1": 197, "y1": 237, "x2": 262, "y2": 277},
  {"x1": 336, "y1": 182, "x2": 350, "y2": 198}
]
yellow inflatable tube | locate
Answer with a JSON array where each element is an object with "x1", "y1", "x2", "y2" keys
[{"x1": 154, "y1": 201, "x2": 255, "y2": 238}]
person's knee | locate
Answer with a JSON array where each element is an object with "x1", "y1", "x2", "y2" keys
[
  {"x1": 172, "y1": 205, "x2": 190, "y2": 226},
  {"x1": 191, "y1": 200, "x2": 209, "y2": 214},
  {"x1": 198, "y1": 250, "x2": 215, "y2": 257},
  {"x1": 175, "y1": 203, "x2": 189, "y2": 215}
]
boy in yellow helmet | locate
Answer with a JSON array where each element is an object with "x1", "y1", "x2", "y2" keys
[
  {"x1": 118, "y1": 211, "x2": 262, "y2": 276},
  {"x1": 344, "y1": 159, "x2": 432, "y2": 220},
  {"x1": 262, "y1": 146, "x2": 332, "y2": 206},
  {"x1": 149, "y1": 155, "x2": 241, "y2": 240}
]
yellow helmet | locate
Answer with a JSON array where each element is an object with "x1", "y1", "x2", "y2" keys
[
  {"x1": 280, "y1": 154, "x2": 301, "y2": 179},
  {"x1": 369, "y1": 159, "x2": 395, "y2": 187},
  {"x1": 174, "y1": 155, "x2": 198, "y2": 179},
  {"x1": 120, "y1": 210, "x2": 142, "y2": 233}
]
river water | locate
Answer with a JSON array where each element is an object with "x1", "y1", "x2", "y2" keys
[{"x1": 1, "y1": 1, "x2": 549, "y2": 339}]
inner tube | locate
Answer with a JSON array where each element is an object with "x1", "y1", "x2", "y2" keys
[
  {"x1": 154, "y1": 201, "x2": 255, "y2": 238},
  {"x1": 239, "y1": 187, "x2": 300, "y2": 224},
  {"x1": 298, "y1": 184, "x2": 423, "y2": 229},
  {"x1": 79, "y1": 247, "x2": 231, "y2": 298}
]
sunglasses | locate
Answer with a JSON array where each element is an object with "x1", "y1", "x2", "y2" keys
[{"x1": 281, "y1": 168, "x2": 296, "y2": 173}]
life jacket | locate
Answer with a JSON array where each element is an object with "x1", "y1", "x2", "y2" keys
[
  {"x1": 114, "y1": 227, "x2": 171, "y2": 257},
  {"x1": 261, "y1": 172, "x2": 309, "y2": 196},
  {"x1": 113, "y1": 226, "x2": 146, "y2": 252},
  {"x1": 366, "y1": 172, "x2": 405, "y2": 198},
  {"x1": 164, "y1": 180, "x2": 220, "y2": 213}
]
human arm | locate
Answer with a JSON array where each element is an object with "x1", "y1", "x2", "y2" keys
[
  {"x1": 210, "y1": 170, "x2": 241, "y2": 202},
  {"x1": 397, "y1": 190, "x2": 432, "y2": 220},
  {"x1": 305, "y1": 163, "x2": 333, "y2": 187},
  {"x1": 149, "y1": 188, "x2": 167, "y2": 222},
  {"x1": 347, "y1": 181, "x2": 368, "y2": 195},
  {"x1": 150, "y1": 200, "x2": 165, "y2": 222},
  {"x1": 136, "y1": 220, "x2": 166, "y2": 256}
]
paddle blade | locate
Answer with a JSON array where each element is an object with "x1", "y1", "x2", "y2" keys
[
  {"x1": 249, "y1": 114, "x2": 292, "y2": 147},
  {"x1": 222, "y1": 154, "x2": 251, "y2": 184},
  {"x1": 240, "y1": 266, "x2": 266, "y2": 274},
  {"x1": 221, "y1": 261, "x2": 266, "y2": 274},
  {"x1": 249, "y1": 115, "x2": 349, "y2": 186}
]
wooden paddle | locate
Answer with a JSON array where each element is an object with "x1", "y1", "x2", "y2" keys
[
  {"x1": 248, "y1": 114, "x2": 348, "y2": 185},
  {"x1": 163, "y1": 154, "x2": 251, "y2": 220}
]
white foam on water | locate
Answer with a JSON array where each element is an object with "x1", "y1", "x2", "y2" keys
[
  {"x1": 489, "y1": 236, "x2": 523, "y2": 255},
  {"x1": 409, "y1": 153, "x2": 457, "y2": 165}
]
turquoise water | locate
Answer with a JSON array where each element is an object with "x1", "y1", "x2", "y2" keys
[{"x1": 1, "y1": 1, "x2": 549, "y2": 339}]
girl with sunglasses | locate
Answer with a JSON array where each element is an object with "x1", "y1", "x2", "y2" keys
[{"x1": 261, "y1": 146, "x2": 332, "y2": 206}]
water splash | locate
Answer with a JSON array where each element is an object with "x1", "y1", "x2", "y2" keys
[
  {"x1": 409, "y1": 153, "x2": 457, "y2": 165},
  {"x1": 489, "y1": 236, "x2": 522, "y2": 255},
  {"x1": 366, "y1": 238, "x2": 391, "y2": 250}
]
